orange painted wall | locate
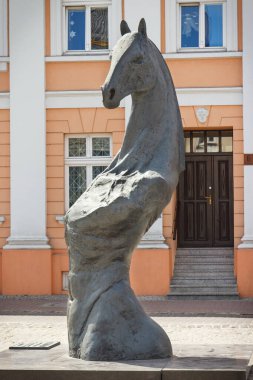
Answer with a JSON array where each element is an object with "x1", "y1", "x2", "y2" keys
[
  {"x1": 236, "y1": 249, "x2": 253, "y2": 297},
  {"x1": 46, "y1": 58, "x2": 242, "y2": 91},
  {"x1": 130, "y1": 249, "x2": 170, "y2": 296},
  {"x1": 238, "y1": 0, "x2": 243, "y2": 51},
  {"x1": 2, "y1": 250, "x2": 52, "y2": 295},
  {"x1": 0, "y1": 110, "x2": 10, "y2": 251},
  {"x1": 0, "y1": 67, "x2": 9, "y2": 92},
  {"x1": 45, "y1": 0, "x2": 50, "y2": 56},
  {"x1": 46, "y1": 62, "x2": 110, "y2": 91},
  {"x1": 167, "y1": 58, "x2": 242, "y2": 88}
]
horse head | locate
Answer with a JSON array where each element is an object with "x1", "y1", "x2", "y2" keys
[{"x1": 102, "y1": 19, "x2": 157, "y2": 109}]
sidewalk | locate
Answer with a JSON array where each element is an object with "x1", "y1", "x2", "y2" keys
[
  {"x1": 0, "y1": 295, "x2": 253, "y2": 317},
  {"x1": 0, "y1": 296, "x2": 253, "y2": 378}
]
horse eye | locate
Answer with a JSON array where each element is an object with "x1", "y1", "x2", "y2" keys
[{"x1": 132, "y1": 56, "x2": 143, "y2": 64}]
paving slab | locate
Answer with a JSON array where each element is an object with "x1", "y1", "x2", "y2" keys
[{"x1": 0, "y1": 344, "x2": 252, "y2": 380}]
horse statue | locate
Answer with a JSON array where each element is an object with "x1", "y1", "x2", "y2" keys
[{"x1": 65, "y1": 18, "x2": 185, "y2": 361}]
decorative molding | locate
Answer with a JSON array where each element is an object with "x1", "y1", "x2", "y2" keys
[
  {"x1": 238, "y1": 236, "x2": 253, "y2": 249},
  {"x1": 0, "y1": 87, "x2": 243, "y2": 110},
  {"x1": 0, "y1": 216, "x2": 5, "y2": 224},
  {"x1": 4, "y1": 236, "x2": 51, "y2": 250},
  {"x1": 46, "y1": 90, "x2": 126, "y2": 108},
  {"x1": 138, "y1": 217, "x2": 169, "y2": 249},
  {"x1": 46, "y1": 54, "x2": 110, "y2": 62},
  {"x1": 177, "y1": 87, "x2": 242, "y2": 106},
  {"x1": 46, "y1": 51, "x2": 243, "y2": 63},
  {"x1": 196, "y1": 108, "x2": 209, "y2": 123},
  {"x1": 0, "y1": 62, "x2": 7, "y2": 71},
  {"x1": 0, "y1": 93, "x2": 10, "y2": 108},
  {"x1": 244, "y1": 154, "x2": 253, "y2": 166},
  {"x1": 55, "y1": 215, "x2": 65, "y2": 224}
]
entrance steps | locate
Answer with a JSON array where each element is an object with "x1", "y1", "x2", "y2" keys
[{"x1": 168, "y1": 248, "x2": 239, "y2": 299}]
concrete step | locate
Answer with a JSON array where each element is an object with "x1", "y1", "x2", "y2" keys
[
  {"x1": 173, "y1": 264, "x2": 234, "y2": 271},
  {"x1": 170, "y1": 285, "x2": 238, "y2": 293},
  {"x1": 175, "y1": 256, "x2": 234, "y2": 264},
  {"x1": 167, "y1": 294, "x2": 240, "y2": 300},
  {"x1": 173, "y1": 271, "x2": 235, "y2": 279},
  {"x1": 176, "y1": 248, "x2": 234, "y2": 256},
  {"x1": 171, "y1": 278, "x2": 237, "y2": 286}
]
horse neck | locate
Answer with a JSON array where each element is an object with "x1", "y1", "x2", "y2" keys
[{"x1": 129, "y1": 75, "x2": 167, "y2": 130}]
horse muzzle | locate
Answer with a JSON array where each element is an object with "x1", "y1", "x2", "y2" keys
[{"x1": 101, "y1": 84, "x2": 120, "y2": 109}]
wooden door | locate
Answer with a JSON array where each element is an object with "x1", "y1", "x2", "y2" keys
[{"x1": 178, "y1": 155, "x2": 233, "y2": 247}]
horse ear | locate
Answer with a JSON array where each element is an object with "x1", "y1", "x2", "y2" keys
[
  {"x1": 138, "y1": 18, "x2": 147, "y2": 38},
  {"x1": 120, "y1": 20, "x2": 131, "y2": 36}
]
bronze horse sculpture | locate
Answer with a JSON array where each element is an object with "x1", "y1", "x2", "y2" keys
[{"x1": 65, "y1": 19, "x2": 185, "y2": 361}]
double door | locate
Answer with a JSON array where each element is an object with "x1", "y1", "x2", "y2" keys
[{"x1": 178, "y1": 155, "x2": 233, "y2": 247}]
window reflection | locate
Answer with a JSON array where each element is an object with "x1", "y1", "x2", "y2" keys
[
  {"x1": 192, "y1": 132, "x2": 205, "y2": 152},
  {"x1": 181, "y1": 6, "x2": 199, "y2": 48}
]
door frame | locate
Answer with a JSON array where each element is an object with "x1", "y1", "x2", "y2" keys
[{"x1": 177, "y1": 130, "x2": 234, "y2": 248}]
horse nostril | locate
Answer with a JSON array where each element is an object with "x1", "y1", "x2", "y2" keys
[{"x1": 109, "y1": 88, "x2": 116, "y2": 100}]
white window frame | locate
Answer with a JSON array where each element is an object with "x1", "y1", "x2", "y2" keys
[
  {"x1": 165, "y1": 0, "x2": 238, "y2": 54},
  {"x1": 50, "y1": 0, "x2": 122, "y2": 56},
  {"x1": 0, "y1": 0, "x2": 8, "y2": 71},
  {"x1": 63, "y1": 1, "x2": 111, "y2": 54},
  {"x1": 65, "y1": 134, "x2": 112, "y2": 209}
]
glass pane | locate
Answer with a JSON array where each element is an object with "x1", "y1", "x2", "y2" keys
[
  {"x1": 69, "y1": 166, "x2": 86, "y2": 207},
  {"x1": 181, "y1": 6, "x2": 199, "y2": 48},
  {"x1": 68, "y1": 9, "x2": 85, "y2": 50},
  {"x1": 92, "y1": 138, "x2": 110, "y2": 156},
  {"x1": 91, "y1": 8, "x2": 108, "y2": 50},
  {"x1": 69, "y1": 138, "x2": 86, "y2": 157},
  {"x1": 92, "y1": 166, "x2": 107, "y2": 179},
  {"x1": 221, "y1": 131, "x2": 233, "y2": 152},
  {"x1": 205, "y1": 4, "x2": 223, "y2": 47},
  {"x1": 184, "y1": 132, "x2": 191, "y2": 153},
  {"x1": 207, "y1": 131, "x2": 219, "y2": 152},
  {"x1": 192, "y1": 131, "x2": 205, "y2": 153}
]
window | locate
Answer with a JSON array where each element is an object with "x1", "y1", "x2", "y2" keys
[
  {"x1": 184, "y1": 130, "x2": 233, "y2": 153},
  {"x1": 165, "y1": 0, "x2": 238, "y2": 54},
  {"x1": 65, "y1": 135, "x2": 112, "y2": 208},
  {"x1": 180, "y1": 1, "x2": 225, "y2": 50},
  {"x1": 64, "y1": 2, "x2": 110, "y2": 52}
]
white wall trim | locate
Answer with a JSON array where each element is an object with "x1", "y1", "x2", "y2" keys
[
  {"x1": 7, "y1": 0, "x2": 50, "y2": 250},
  {"x1": 45, "y1": 51, "x2": 242, "y2": 62},
  {"x1": 46, "y1": 54, "x2": 110, "y2": 61},
  {"x1": 0, "y1": 92, "x2": 10, "y2": 108},
  {"x1": 226, "y1": 0, "x2": 238, "y2": 51},
  {"x1": 46, "y1": 90, "x2": 125, "y2": 108},
  {"x1": 0, "y1": 87, "x2": 243, "y2": 110},
  {"x1": 50, "y1": 0, "x2": 63, "y2": 55},
  {"x1": 0, "y1": 0, "x2": 8, "y2": 57},
  {"x1": 163, "y1": 51, "x2": 242, "y2": 59},
  {"x1": 177, "y1": 87, "x2": 242, "y2": 106}
]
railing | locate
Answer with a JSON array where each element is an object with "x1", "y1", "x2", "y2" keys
[{"x1": 172, "y1": 201, "x2": 178, "y2": 241}]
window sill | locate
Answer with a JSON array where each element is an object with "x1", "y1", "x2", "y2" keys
[
  {"x1": 163, "y1": 51, "x2": 242, "y2": 59},
  {"x1": 46, "y1": 53, "x2": 110, "y2": 62},
  {"x1": 0, "y1": 57, "x2": 9, "y2": 71}
]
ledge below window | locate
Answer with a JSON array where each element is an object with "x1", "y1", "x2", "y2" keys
[
  {"x1": 163, "y1": 51, "x2": 242, "y2": 60},
  {"x1": 46, "y1": 54, "x2": 110, "y2": 62}
]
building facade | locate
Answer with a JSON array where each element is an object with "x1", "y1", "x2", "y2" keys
[{"x1": 0, "y1": 0, "x2": 252, "y2": 297}]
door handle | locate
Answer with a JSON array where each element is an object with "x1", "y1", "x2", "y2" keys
[{"x1": 205, "y1": 195, "x2": 212, "y2": 205}]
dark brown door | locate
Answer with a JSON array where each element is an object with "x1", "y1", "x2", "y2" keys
[{"x1": 178, "y1": 155, "x2": 233, "y2": 247}]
